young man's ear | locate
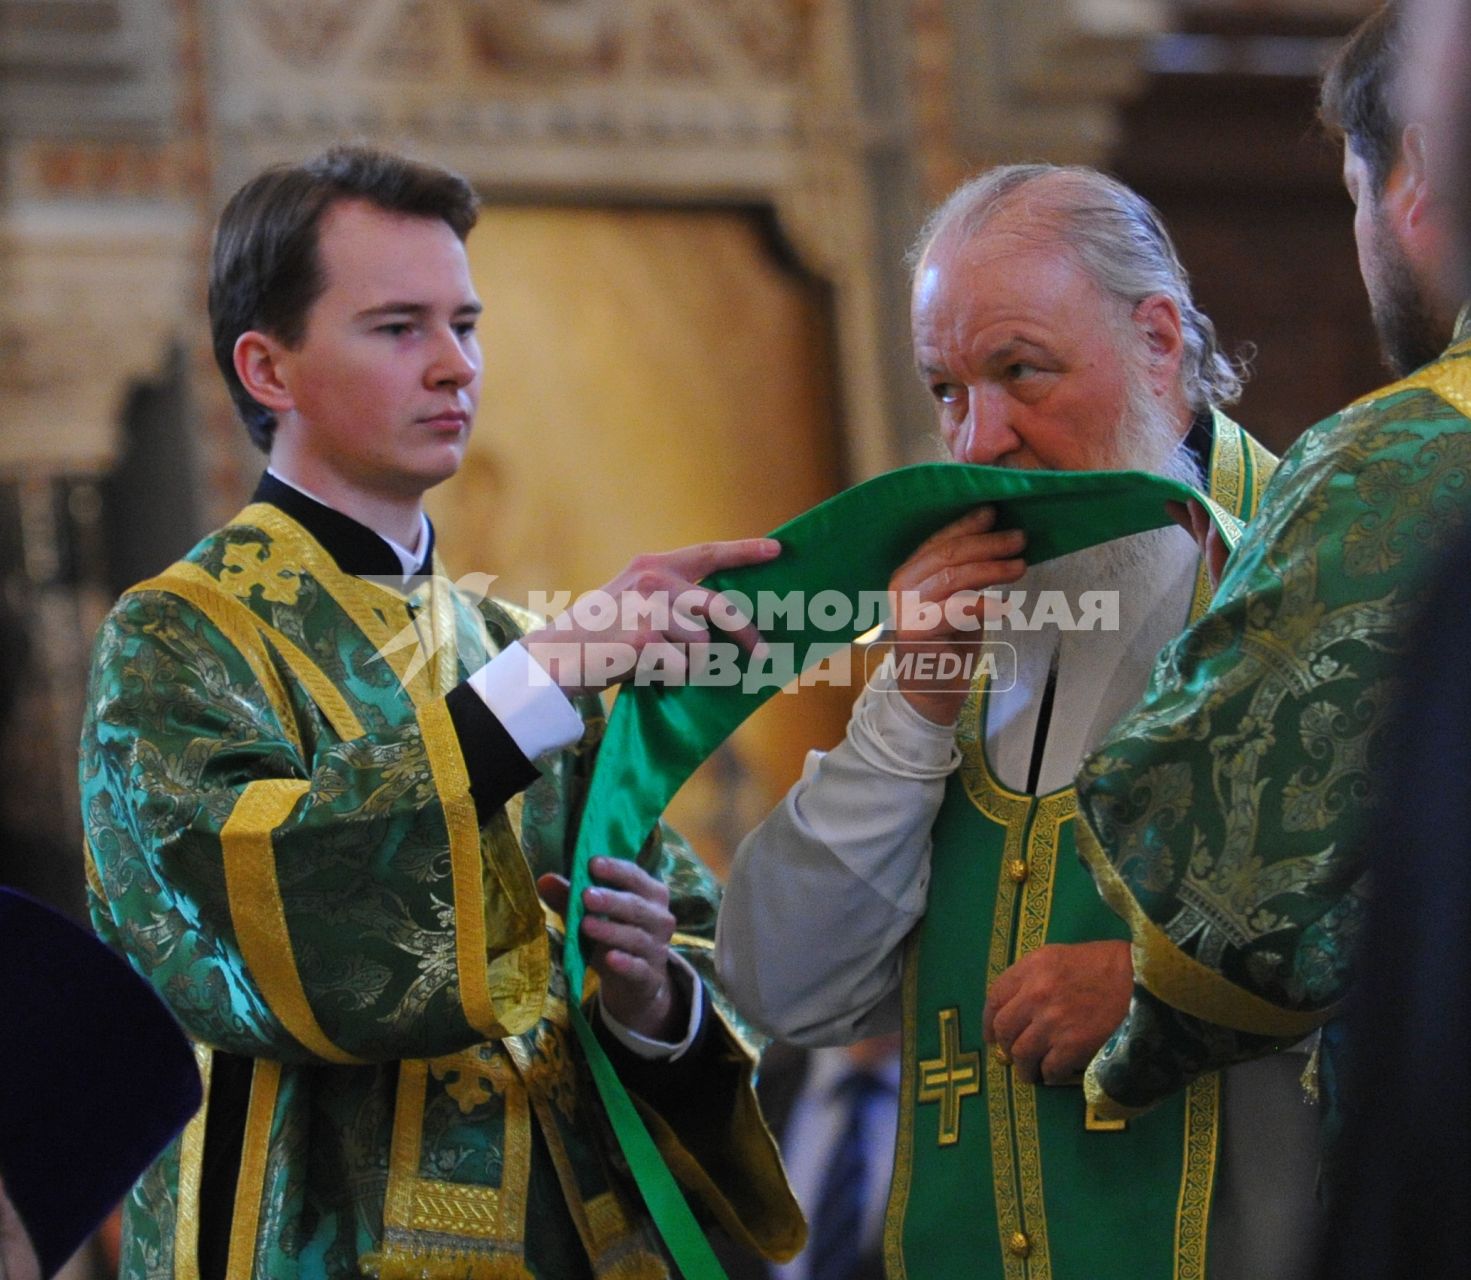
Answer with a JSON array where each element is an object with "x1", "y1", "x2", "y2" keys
[
  {"x1": 233, "y1": 330, "x2": 295, "y2": 415},
  {"x1": 1400, "y1": 123, "x2": 1434, "y2": 229},
  {"x1": 1133, "y1": 294, "x2": 1186, "y2": 394}
]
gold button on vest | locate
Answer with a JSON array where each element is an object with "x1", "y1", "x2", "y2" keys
[
  {"x1": 1005, "y1": 859, "x2": 1029, "y2": 883},
  {"x1": 1007, "y1": 1232, "x2": 1032, "y2": 1258}
]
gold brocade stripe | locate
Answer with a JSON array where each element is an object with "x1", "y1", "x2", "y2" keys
[
  {"x1": 955, "y1": 679, "x2": 1042, "y2": 1279},
  {"x1": 1015, "y1": 795, "x2": 1075, "y2": 957},
  {"x1": 1075, "y1": 821, "x2": 1338, "y2": 1040},
  {"x1": 226, "y1": 1059, "x2": 281, "y2": 1280},
  {"x1": 419, "y1": 696, "x2": 505, "y2": 1040},
  {"x1": 226, "y1": 509, "x2": 551, "y2": 1045},
  {"x1": 173, "y1": 1042, "x2": 212, "y2": 1280},
  {"x1": 1245, "y1": 436, "x2": 1276, "y2": 515},
  {"x1": 238, "y1": 504, "x2": 436, "y2": 702},
  {"x1": 221, "y1": 779, "x2": 360, "y2": 1064},
  {"x1": 882, "y1": 935, "x2": 922, "y2": 1280},
  {"x1": 425, "y1": 563, "x2": 466, "y2": 698},
  {"x1": 1347, "y1": 332, "x2": 1471, "y2": 412},
  {"x1": 82, "y1": 837, "x2": 105, "y2": 900},
  {"x1": 382, "y1": 1055, "x2": 532, "y2": 1256},
  {"x1": 147, "y1": 562, "x2": 366, "y2": 743},
  {"x1": 1207, "y1": 410, "x2": 1246, "y2": 522},
  {"x1": 1009, "y1": 798, "x2": 1075, "y2": 1280},
  {"x1": 669, "y1": 932, "x2": 714, "y2": 951},
  {"x1": 1174, "y1": 1075, "x2": 1220, "y2": 1280},
  {"x1": 130, "y1": 573, "x2": 300, "y2": 752},
  {"x1": 514, "y1": 1039, "x2": 669, "y2": 1277}
]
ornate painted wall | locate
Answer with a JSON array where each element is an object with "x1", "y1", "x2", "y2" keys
[{"x1": 0, "y1": 0, "x2": 1170, "y2": 902}]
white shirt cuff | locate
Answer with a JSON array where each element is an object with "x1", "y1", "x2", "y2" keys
[
  {"x1": 595, "y1": 951, "x2": 704, "y2": 1062},
  {"x1": 468, "y1": 642, "x2": 585, "y2": 761},
  {"x1": 847, "y1": 670, "x2": 962, "y2": 778}
]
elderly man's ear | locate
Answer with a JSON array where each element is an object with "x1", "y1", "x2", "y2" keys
[{"x1": 1132, "y1": 294, "x2": 1186, "y2": 396}]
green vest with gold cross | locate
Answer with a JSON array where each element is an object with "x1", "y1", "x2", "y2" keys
[{"x1": 884, "y1": 413, "x2": 1275, "y2": 1280}]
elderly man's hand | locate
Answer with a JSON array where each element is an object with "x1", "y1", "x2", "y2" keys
[
  {"x1": 537, "y1": 858, "x2": 683, "y2": 1041},
  {"x1": 982, "y1": 941, "x2": 1132, "y2": 1085},
  {"x1": 523, "y1": 538, "x2": 781, "y2": 696},
  {"x1": 1166, "y1": 499, "x2": 1230, "y2": 593},
  {"x1": 885, "y1": 506, "x2": 1027, "y2": 725}
]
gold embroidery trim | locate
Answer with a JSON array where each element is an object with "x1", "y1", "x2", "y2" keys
[
  {"x1": 1207, "y1": 409, "x2": 1246, "y2": 522},
  {"x1": 221, "y1": 778, "x2": 359, "y2": 1063},
  {"x1": 238, "y1": 504, "x2": 428, "y2": 699},
  {"x1": 226, "y1": 1059, "x2": 281, "y2": 1280},
  {"x1": 956, "y1": 678, "x2": 1048, "y2": 1279},
  {"x1": 130, "y1": 572, "x2": 300, "y2": 750},
  {"x1": 1076, "y1": 821, "x2": 1338, "y2": 1039},
  {"x1": 172, "y1": 1042, "x2": 212, "y2": 1280},
  {"x1": 511, "y1": 1033, "x2": 668, "y2": 1276},
  {"x1": 82, "y1": 836, "x2": 105, "y2": 900},
  {"x1": 383, "y1": 1056, "x2": 532, "y2": 1251},
  {"x1": 147, "y1": 561, "x2": 365, "y2": 742},
  {"x1": 1347, "y1": 333, "x2": 1471, "y2": 413},
  {"x1": 1174, "y1": 1074, "x2": 1220, "y2": 1280},
  {"x1": 882, "y1": 934, "x2": 922, "y2": 1280},
  {"x1": 239, "y1": 506, "x2": 549, "y2": 1042},
  {"x1": 419, "y1": 696, "x2": 491, "y2": 1026}
]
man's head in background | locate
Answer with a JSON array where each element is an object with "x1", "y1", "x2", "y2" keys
[
  {"x1": 1322, "y1": 1, "x2": 1460, "y2": 376},
  {"x1": 909, "y1": 164, "x2": 1237, "y2": 482}
]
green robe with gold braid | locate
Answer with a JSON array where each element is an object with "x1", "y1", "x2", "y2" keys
[
  {"x1": 1075, "y1": 316, "x2": 1471, "y2": 1149},
  {"x1": 79, "y1": 484, "x2": 802, "y2": 1280},
  {"x1": 883, "y1": 413, "x2": 1276, "y2": 1280}
]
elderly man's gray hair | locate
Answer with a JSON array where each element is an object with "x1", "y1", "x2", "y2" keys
[{"x1": 911, "y1": 164, "x2": 1244, "y2": 410}]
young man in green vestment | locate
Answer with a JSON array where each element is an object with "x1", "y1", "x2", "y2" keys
[
  {"x1": 1067, "y1": 0, "x2": 1471, "y2": 1206},
  {"x1": 716, "y1": 166, "x2": 1307, "y2": 1279},
  {"x1": 78, "y1": 145, "x2": 804, "y2": 1280}
]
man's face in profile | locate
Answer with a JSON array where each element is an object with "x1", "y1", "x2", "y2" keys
[{"x1": 1343, "y1": 144, "x2": 1449, "y2": 376}]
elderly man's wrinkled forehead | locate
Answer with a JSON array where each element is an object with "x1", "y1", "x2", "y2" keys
[{"x1": 913, "y1": 197, "x2": 1119, "y2": 324}]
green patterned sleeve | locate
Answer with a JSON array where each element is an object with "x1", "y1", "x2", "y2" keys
[
  {"x1": 80, "y1": 589, "x2": 549, "y2": 1067},
  {"x1": 1076, "y1": 389, "x2": 1471, "y2": 1115}
]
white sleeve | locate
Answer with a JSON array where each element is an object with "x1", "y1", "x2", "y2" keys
[
  {"x1": 467, "y1": 641, "x2": 585, "y2": 761},
  {"x1": 715, "y1": 674, "x2": 959, "y2": 1046}
]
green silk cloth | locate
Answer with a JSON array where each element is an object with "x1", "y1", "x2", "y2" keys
[
  {"x1": 564, "y1": 460, "x2": 1239, "y2": 1280},
  {"x1": 1074, "y1": 327, "x2": 1471, "y2": 1138}
]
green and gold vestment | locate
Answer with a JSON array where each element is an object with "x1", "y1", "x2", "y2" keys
[
  {"x1": 80, "y1": 499, "x2": 800, "y2": 1279},
  {"x1": 1076, "y1": 321, "x2": 1471, "y2": 1133},
  {"x1": 885, "y1": 416, "x2": 1276, "y2": 1280}
]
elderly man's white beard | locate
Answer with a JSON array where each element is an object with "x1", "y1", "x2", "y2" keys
[{"x1": 1013, "y1": 370, "x2": 1202, "y2": 602}]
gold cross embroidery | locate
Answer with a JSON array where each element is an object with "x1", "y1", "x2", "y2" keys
[
  {"x1": 220, "y1": 540, "x2": 301, "y2": 605},
  {"x1": 917, "y1": 1007, "x2": 981, "y2": 1146}
]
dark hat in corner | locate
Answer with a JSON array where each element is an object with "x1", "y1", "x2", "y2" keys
[{"x1": 0, "y1": 888, "x2": 202, "y2": 1278}]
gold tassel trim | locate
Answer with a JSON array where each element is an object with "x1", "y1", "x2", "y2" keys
[
  {"x1": 359, "y1": 1248, "x2": 534, "y2": 1280},
  {"x1": 1299, "y1": 1039, "x2": 1322, "y2": 1105}
]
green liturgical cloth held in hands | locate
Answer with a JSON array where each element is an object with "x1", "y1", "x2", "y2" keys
[{"x1": 562, "y1": 460, "x2": 1237, "y2": 1280}]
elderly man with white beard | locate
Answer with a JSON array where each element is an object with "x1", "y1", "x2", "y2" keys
[{"x1": 716, "y1": 165, "x2": 1315, "y2": 1280}]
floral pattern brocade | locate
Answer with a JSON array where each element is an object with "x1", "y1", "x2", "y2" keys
[{"x1": 1077, "y1": 341, "x2": 1471, "y2": 1120}]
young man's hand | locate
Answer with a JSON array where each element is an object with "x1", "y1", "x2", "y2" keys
[
  {"x1": 522, "y1": 538, "x2": 781, "y2": 696},
  {"x1": 537, "y1": 857, "x2": 684, "y2": 1041}
]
